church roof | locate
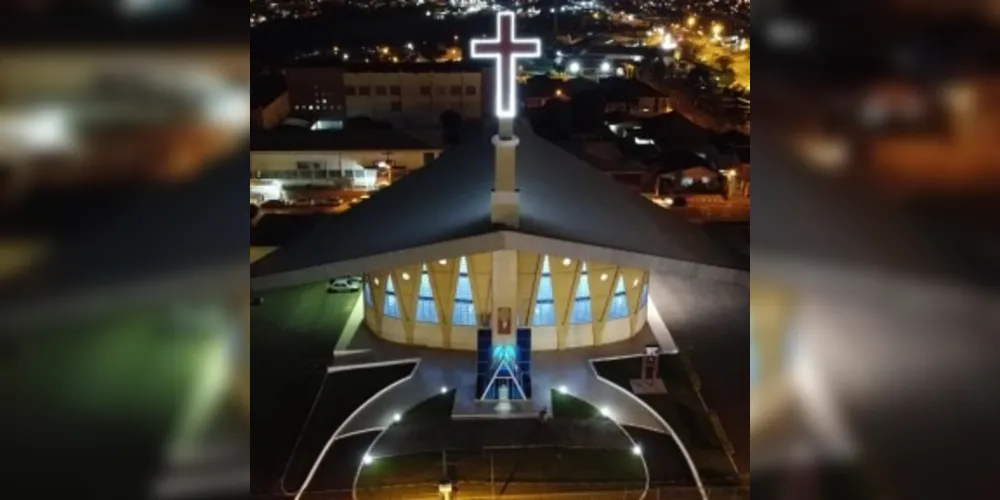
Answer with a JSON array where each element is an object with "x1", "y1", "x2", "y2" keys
[{"x1": 251, "y1": 123, "x2": 740, "y2": 280}]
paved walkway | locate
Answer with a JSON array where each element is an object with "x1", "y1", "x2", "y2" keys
[
  {"x1": 329, "y1": 323, "x2": 675, "y2": 437},
  {"x1": 292, "y1": 285, "x2": 744, "y2": 500}
]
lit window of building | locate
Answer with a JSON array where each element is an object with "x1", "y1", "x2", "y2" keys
[
  {"x1": 453, "y1": 257, "x2": 477, "y2": 325},
  {"x1": 416, "y1": 264, "x2": 438, "y2": 323},
  {"x1": 384, "y1": 275, "x2": 401, "y2": 317},
  {"x1": 570, "y1": 263, "x2": 592, "y2": 324},
  {"x1": 607, "y1": 276, "x2": 629, "y2": 319},
  {"x1": 533, "y1": 256, "x2": 557, "y2": 326}
]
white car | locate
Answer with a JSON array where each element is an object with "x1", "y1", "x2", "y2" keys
[{"x1": 328, "y1": 277, "x2": 361, "y2": 294}]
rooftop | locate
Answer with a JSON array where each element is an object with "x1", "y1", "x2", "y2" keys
[
  {"x1": 292, "y1": 61, "x2": 487, "y2": 73},
  {"x1": 252, "y1": 214, "x2": 336, "y2": 247},
  {"x1": 251, "y1": 75, "x2": 287, "y2": 108},
  {"x1": 250, "y1": 128, "x2": 436, "y2": 152},
  {"x1": 251, "y1": 122, "x2": 741, "y2": 282}
]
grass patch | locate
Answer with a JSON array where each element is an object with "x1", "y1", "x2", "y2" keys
[
  {"x1": 594, "y1": 354, "x2": 738, "y2": 486},
  {"x1": 403, "y1": 390, "x2": 456, "y2": 423},
  {"x1": 281, "y1": 362, "x2": 417, "y2": 492},
  {"x1": 551, "y1": 391, "x2": 601, "y2": 419},
  {"x1": 250, "y1": 283, "x2": 361, "y2": 494}
]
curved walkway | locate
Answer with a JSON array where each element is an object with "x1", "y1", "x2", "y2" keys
[{"x1": 294, "y1": 301, "x2": 709, "y2": 500}]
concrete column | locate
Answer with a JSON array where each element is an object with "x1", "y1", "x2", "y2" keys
[
  {"x1": 491, "y1": 118, "x2": 520, "y2": 228},
  {"x1": 491, "y1": 249, "x2": 519, "y2": 348}
]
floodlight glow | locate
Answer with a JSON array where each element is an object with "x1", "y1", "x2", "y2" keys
[
  {"x1": 558, "y1": 385, "x2": 569, "y2": 394},
  {"x1": 600, "y1": 406, "x2": 613, "y2": 418},
  {"x1": 441, "y1": 386, "x2": 449, "y2": 394},
  {"x1": 362, "y1": 454, "x2": 374, "y2": 465},
  {"x1": 660, "y1": 34, "x2": 678, "y2": 51},
  {"x1": 568, "y1": 61, "x2": 581, "y2": 74},
  {"x1": 632, "y1": 444, "x2": 643, "y2": 456},
  {"x1": 470, "y1": 12, "x2": 542, "y2": 119},
  {"x1": 393, "y1": 413, "x2": 402, "y2": 423},
  {"x1": 599, "y1": 61, "x2": 611, "y2": 73}
]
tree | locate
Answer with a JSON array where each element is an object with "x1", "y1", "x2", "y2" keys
[
  {"x1": 531, "y1": 99, "x2": 572, "y2": 140},
  {"x1": 570, "y1": 89, "x2": 607, "y2": 135},
  {"x1": 440, "y1": 110, "x2": 463, "y2": 144},
  {"x1": 715, "y1": 56, "x2": 734, "y2": 71},
  {"x1": 686, "y1": 66, "x2": 713, "y2": 90}
]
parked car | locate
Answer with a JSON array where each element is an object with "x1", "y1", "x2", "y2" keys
[{"x1": 328, "y1": 277, "x2": 361, "y2": 294}]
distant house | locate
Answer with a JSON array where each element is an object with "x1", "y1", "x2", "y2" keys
[{"x1": 600, "y1": 78, "x2": 671, "y2": 117}]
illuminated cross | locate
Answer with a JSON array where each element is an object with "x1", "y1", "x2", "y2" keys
[{"x1": 471, "y1": 12, "x2": 541, "y2": 121}]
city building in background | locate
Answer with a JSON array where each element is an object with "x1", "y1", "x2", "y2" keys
[
  {"x1": 250, "y1": 128, "x2": 441, "y2": 191},
  {"x1": 285, "y1": 62, "x2": 489, "y2": 130}
]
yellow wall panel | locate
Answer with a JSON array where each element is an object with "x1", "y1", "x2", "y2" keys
[
  {"x1": 468, "y1": 253, "x2": 493, "y2": 325},
  {"x1": 619, "y1": 268, "x2": 646, "y2": 315},
  {"x1": 550, "y1": 257, "x2": 580, "y2": 348},
  {"x1": 428, "y1": 258, "x2": 459, "y2": 347},
  {"x1": 587, "y1": 262, "x2": 618, "y2": 344},
  {"x1": 392, "y1": 265, "x2": 423, "y2": 341}
]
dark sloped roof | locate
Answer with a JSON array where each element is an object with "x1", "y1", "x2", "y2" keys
[
  {"x1": 252, "y1": 123, "x2": 738, "y2": 278},
  {"x1": 250, "y1": 128, "x2": 435, "y2": 152},
  {"x1": 251, "y1": 75, "x2": 287, "y2": 108},
  {"x1": 252, "y1": 214, "x2": 336, "y2": 247},
  {"x1": 599, "y1": 77, "x2": 668, "y2": 100}
]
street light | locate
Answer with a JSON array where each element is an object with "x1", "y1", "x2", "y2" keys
[
  {"x1": 599, "y1": 61, "x2": 611, "y2": 74},
  {"x1": 687, "y1": 15, "x2": 697, "y2": 28},
  {"x1": 568, "y1": 61, "x2": 581, "y2": 75},
  {"x1": 712, "y1": 23, "x2": 725, "y2": 39}
]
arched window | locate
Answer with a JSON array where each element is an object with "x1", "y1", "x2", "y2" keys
[
  {"x1": 607, "y1": 276, "x2": 629, "y2": 319},
  {"x1": 453, "y1": 257, "x2": 477, "y2": 326},
  {"x1": 416, "y1": 265, "x2": 438, "y2": 323},
  {"x1": 640, "y1": 281, "x2": 649, "y2": 307},
  {"x1": 570, "y1": 263, "x2": 592, "y2": 324},
  {"x1": 384, "y1": 275, "x2": 401, "y2": 318},
  {"x1": 532, "y1": 256, "x2": 557, "y2": 326}
]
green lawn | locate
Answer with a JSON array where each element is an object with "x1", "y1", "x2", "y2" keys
[
  {"x1": 250, "y1": 282, "x2": 361, "y2": 494},
  {"x1": 551, "y1": 391, "x2": 602, "y2": 419},
  {"x1": 10, "y1": 302, "x2": 239, "y2": 494},
  {"x1": 403, "y1": 390, "x2": 457, "y2": 423},
  {"x1": 594, "y1": 354, "x2": 739, "y2": 486}
]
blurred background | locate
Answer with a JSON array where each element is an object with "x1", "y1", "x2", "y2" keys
[
  {"x1": 2, "y1": 1, "x2": 999, "y2": 500},
  {"x1": 752, "y1": 0, "x2": 1000, "y2": 499},
  {"x1": 0, "y1": 1, "x2": 247, "y2": 500}
]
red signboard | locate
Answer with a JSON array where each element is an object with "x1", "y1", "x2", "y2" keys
[{"x1": 498, "y1": 307, "x2": 512, "y2": 335}]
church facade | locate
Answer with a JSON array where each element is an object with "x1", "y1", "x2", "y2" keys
[{"x1": 363, "y1": 251, "x2": 650, "y2": 351}]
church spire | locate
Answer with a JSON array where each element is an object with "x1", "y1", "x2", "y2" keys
[{"x1": 471, "y1": 12, "x2": 540, "y2": 229}]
